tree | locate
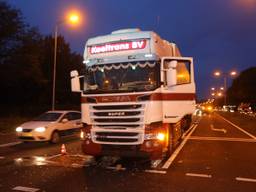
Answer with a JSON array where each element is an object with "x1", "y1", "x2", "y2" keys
[
  {"x1": 40, "y1": 35, "x2": 84, "y2": 108},
  {"x1": 0, "y1": 1, "x2": 25, "y2": 64},
  {"x1": 227, "y1": 67, "x2": 256, "y2": 104},
  {"x1": 0, "y1": 2, "x2": 84, "y2": 115}
]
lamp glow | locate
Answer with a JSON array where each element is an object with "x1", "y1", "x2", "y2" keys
[
  {"x1": 214, "y1": 71, "x2": 221, "y2": 76},
  {"x1": 156, "y1": 133, "x2": 165, "y2": 141},
  {"x1": 69, "y1": 14, "x2": 79, "y2": 24}
]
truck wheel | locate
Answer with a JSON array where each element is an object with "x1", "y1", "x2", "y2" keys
[
  {"x1": 182, "y1": 115, "x2": 192, "y2": 131},
  {"x1": 50, "y1": 131, "x2": 60, "y2": 144},
  {"x1": 94, "y1": 155, "x2": 103, "y2": 163}
]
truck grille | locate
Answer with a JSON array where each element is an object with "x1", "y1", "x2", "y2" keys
[{"x1": 90, "y1": 103, "x2": 145, "y2": 145}]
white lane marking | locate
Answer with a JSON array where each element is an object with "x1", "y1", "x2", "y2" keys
[
  {"x1": 0, "y1": 141, "x2": 21, "y2": 148},
  {"x1": 0, "y1": 156, "x2": 5, "y2": 159},
  {"x1": 106, "y1": 166, "x2": 126, "y2": 171},
  {"x1": 145, "y1": 170, "x2": 167, "y2": 174},
  {"x1": 236, "y1": 177, "x2": 256, "y2": 183},
  {"x1": 151, "y1": 159, "x2": 162, "y2": 168},
  {"x1": 162, "y1": 123, "x2": 198, "y2": 169},
  {"x1": 12, "y1": 186, "x2": 40, "y2": 192},
  {"x1": 210, "y1": 124, "x2": 227, "y2": 133},
  {"x1": 46, "y1": 154, "x2": 62, "y2": 160},
  {"x1": 182, "y1": 122, "x2": 197, "y2": 139},
  {"x1": 71, "y1": 163, "x2": 84, "y2": 168},
  {"x1": 189, "y1": 136, "x2": 256, "y2": 143},
  {"x1": 217, "y1": 114, "x2": 256, "y2": 140},
  {"x1": 186, "y1": 173, "x2": 212, "y2": 178}
]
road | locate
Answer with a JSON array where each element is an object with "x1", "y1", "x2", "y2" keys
[{"x1": 0, "y1": 113, "x2": 256, "y2": 192}]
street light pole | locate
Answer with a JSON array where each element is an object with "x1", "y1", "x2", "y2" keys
[
  {"x1": 213, "y1": 70, "x2": 237, "y2": 107},
  {"x1": 52, "y1": 24, "x2": 58, "y2": 111},
  {"x1": 223, "y1": 75, "x2": 227, "y2": 106},
  {"x1": 51, "y1": 12, "x2": 80, "y2": 110}
]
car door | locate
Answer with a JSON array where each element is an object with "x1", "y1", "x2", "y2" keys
[
  {"x1": 68, "y1": 112, "x2": 82, "y2": 130},
  {"x1": 60, "y1": 112, "x2": 81, "y2": 135}
]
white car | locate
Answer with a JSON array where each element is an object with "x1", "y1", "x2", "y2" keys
[{"x1": 16, "y1": 110, "x2": 82, "y2": 143}]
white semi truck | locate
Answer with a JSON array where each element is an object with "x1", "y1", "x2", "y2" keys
[{"x1": 71, "y1": 29, "x2": 196, "y2": 160}]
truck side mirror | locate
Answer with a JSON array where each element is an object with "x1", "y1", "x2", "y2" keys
[
  {"x1": 70, "y1": 70, "x2": 82, "y2": 92},
  {"x1": 166, "y1": 61, "x2": 177, "y2": 87}
]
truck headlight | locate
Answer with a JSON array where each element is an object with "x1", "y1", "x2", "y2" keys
[
  {"x1": 145, "y1": 133, "x2": 166, "y2": 141},
  {"x1": 156, "y1": 133, "x2": 165, "y2": 141},
  {"x1": 35, "y1": 127, "x2": 46, "y2": 133},
  {"x1": 16, "y1": 127, "x2": 23, "y2": 132}
]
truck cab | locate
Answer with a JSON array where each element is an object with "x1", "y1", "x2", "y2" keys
[{"x1": 71, "y1": 29, "x2": 196, "y2": 160}]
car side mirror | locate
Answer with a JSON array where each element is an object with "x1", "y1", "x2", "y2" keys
[{"x1": 61, "y1": 118, "x2": 68, "y2": 123}]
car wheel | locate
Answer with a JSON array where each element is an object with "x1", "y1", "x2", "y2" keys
[{"x1": 50, "y1": 131, "x2": 60, "y2": 144}]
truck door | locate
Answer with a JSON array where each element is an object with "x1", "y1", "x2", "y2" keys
[{"x1": 161, "y1": 57, "x2": 196, "y2": 123}]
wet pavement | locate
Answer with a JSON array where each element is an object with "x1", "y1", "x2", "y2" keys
[{"x1": 0, "y1": 113, "x2": 256, "y2": 192}]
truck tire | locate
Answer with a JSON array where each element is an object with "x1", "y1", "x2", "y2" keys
[
  {"x1": 94, "y1": 155, "x2": 103, "y2": 162},
  {"x1": 50, "y1": 131, "x2": 60, "y2": 144},
  {"x1": 182, "y1": 115, "x2": 192, "y2": 131}
]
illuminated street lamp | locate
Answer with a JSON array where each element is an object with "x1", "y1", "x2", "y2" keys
[
  {"x1": 52, "y1": 12, "x2": 80, "y2": 110},
  {"x1": 214, "y1": 71, "x2": 221, "y2": 76},
  {"x1": 213, "y1": 70, "x2": 238, "y2": 105},
  {"x1": 230, "y1": 71, "x2": 237, "y2": 76}
]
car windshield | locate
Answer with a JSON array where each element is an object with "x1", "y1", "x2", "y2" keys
[
  {"x1": 84, "y1": 61, "x2": 160, "y2": 94},
  {"x1": 34, "y1": 113, "x2": 62, "y2": 121}
]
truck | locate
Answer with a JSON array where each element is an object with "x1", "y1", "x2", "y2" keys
[{"x1": 70, "y1": 28, "x2": 196, "y2": 160}]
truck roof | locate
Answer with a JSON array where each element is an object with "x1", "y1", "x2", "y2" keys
[
  {"x1": 86, "y1": 29, "x2": 155, "y2": 46},
  {"x1": 84, "y1": 28, "x2": 181, "y2": 65}
]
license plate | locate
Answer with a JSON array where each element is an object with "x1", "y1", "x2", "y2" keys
[{"x1": 22, "y1": 133, "x2": 32, "y2": 137}]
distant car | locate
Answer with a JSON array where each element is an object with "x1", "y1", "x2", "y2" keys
[
  {"x1": 16, "y1": 110, "x2": 82, "y2": 143},
  {"x1": 201, "y1": 105, "x2": 213, "y2": 114}
]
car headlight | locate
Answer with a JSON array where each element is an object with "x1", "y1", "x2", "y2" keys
[
  {"x1": 16, "y1": 127, "x2": 23, "y2": 132},
  {"x1": 35, "y1": 127, "x2": 46, "y2": 133}
]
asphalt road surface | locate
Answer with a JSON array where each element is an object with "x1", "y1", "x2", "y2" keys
[{"x1": 0, "y1": 113, "x2": 256, "y2": 192}]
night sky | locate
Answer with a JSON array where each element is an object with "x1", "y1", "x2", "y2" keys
[{"x1": 7, "y1": 0, "x2": 256, "y2": 99}]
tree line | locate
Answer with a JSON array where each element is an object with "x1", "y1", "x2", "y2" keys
[
  {"x1": 227, "y1": 67, "x2": 256, "y2": 105},
  {"x1": 0, "y1": 1, "x2": 84, "y2": 116}
]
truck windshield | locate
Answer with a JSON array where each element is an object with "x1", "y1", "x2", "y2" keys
[{"x1": 84, "y1": 61, "x2": 160, "y2": 93}]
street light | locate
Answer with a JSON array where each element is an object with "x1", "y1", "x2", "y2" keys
[
  {"x1": 52, "y1": 12, "x2": 80, "y2": 110},
  {"x1": 213, "y1": 70, "x2": 238, "y2": 106},
  {"x1": 214, "y1": 71, "x2": 221, "y2": 76}
]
